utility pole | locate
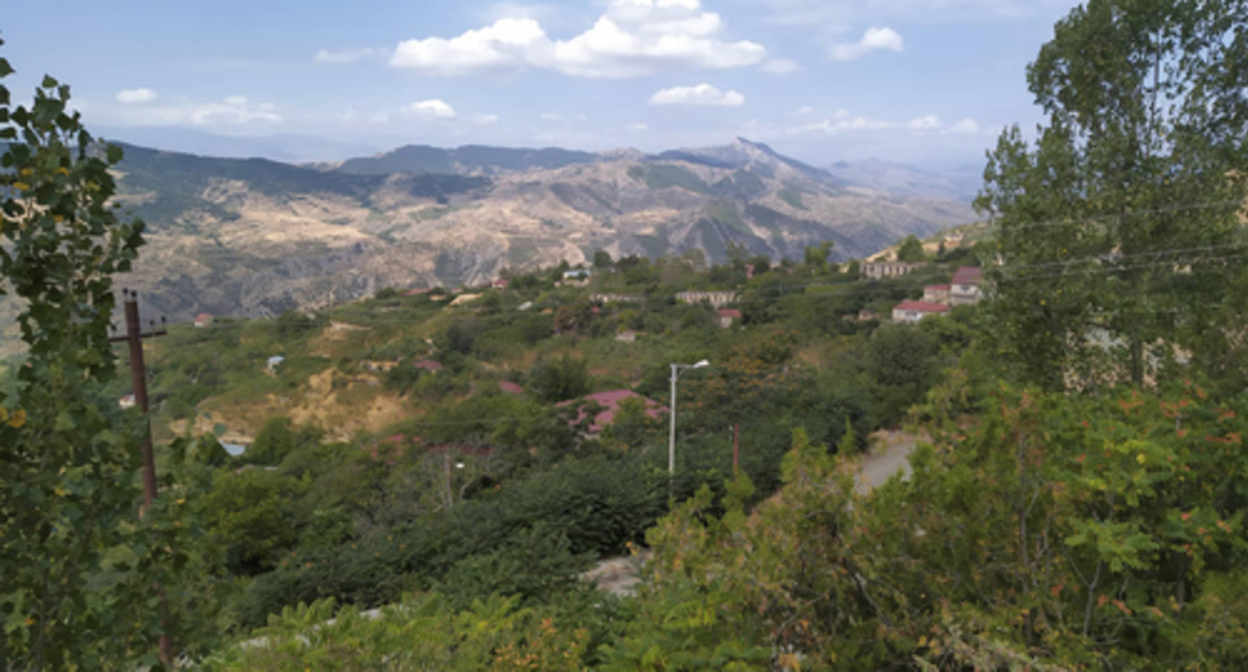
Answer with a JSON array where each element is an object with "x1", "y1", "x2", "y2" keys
[
  {"x1": 109, "y1": 290, "x2": 171, "y2": 663},
  {"x1": 668, "y1": 360, "x2": 710, "y2": 499},
  {"x1": 733, "y1": 423, "x2": 740, "y2": 476}
]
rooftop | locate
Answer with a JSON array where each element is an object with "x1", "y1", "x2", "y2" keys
[
  {"x1": 557, "y1": 389, "x2": 668, "y2": 434},
  {"x1": 952, "y1": 267, "x2": 984, "y2": 285},
  {"x1": 894, "y1": 300, "x2": 950, "y2": 313}
]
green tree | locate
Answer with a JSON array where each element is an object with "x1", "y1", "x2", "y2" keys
[
  {"x1": 0, "y1": 50, "x2": 181, "y2": 667},
  {"x1": 895, "y1": 235, "x2": 925, "y2": 263},
  {"x1": 528, "y1": 355, "x2": 591, "y2": 403},
  {"x1": 593, "y1": 249, "x2": 614, "y2": 269},
  {"x1": 248, "y1": 416, "x2": 323, "y2": 465},
  {"x1": 977, "y1": 0, "x2": 1248, "y2": 391},
  {"x1": 803, "y1": 241, "x2": 834, "y2": 274}
]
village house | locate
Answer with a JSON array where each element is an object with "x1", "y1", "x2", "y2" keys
[
  {"x1": 892, "y1": 300, "x2": 950, "y2": 324},
  {"x1": 923, "y1": 284, "x2": 951, "y2": 304},
  {"x1": 615, "y1": 330, "x2": 637, "y2": 343},
  {"x1": 861, "y1": 261, "x2": 926, "y2": 280},
  {"x1": 492, "y1": 278, "x2": 510, "y2": 289},
  {"x1": 950, "y1": 267, "x2": 984, "y2": 306},
  {"x1": 194, "y1": 313, "x2": 213, "y2": 328},
  {"x1": 118, "y1": 394, "x2": 136, "y2": 410},
  {"x1": 413, "y1": 359, "x2": 444, "y2": 372},
  {"x1": 590, "y1": 293, "x2": 643, "y2": 304},
  {"x1": 717, "y1": 308, "x2": 742, "y2": 328},
  {"x1": 675, "y1": 290, "x2": 738, "y2": 308},
  {"x1": 557, "y1": 390, "x2": 667, "y2": 434}
]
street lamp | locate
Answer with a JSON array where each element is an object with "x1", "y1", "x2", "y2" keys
[{"x1": 669, "y1": 359, "x2": 710, "y2": 478}]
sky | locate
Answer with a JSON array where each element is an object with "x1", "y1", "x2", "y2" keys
[{"x1": 2, "y1": 0, "x2": 1082, "y2": 167}]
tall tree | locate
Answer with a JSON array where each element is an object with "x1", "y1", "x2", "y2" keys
[
  {"x1": 0, "y1": 45, "x2": 178, "y2": 667},
  {"x1": 977, "y1": 0, "x2": 1248, "y2": 391},
  {"x1": 895, "y1": 235, "x2": 926, "y2": 263}
]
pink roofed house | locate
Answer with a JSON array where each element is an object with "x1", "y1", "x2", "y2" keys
[
  {"x1": 414, "y1": 359, "x2": 444, "y2": 372},
  {"x1": 194, "y1": 313, "x2": 214, "y2": 328},
  {"x1": 557, "y1": 390, "x2": 668, "y2": 434},
  {"x1": 923, "y1": 284, "x2": 951, "y2": 305},
  {"x1": 892, "y1": 300, "x2": 950, "y2": 324},
  {"x1": 950, "y1": 267, "x2": 984, "y2": 306},
  {"x1": 498, "y1": 380, "x2": 524, "y2": 395},
  {"x1": 717, "y1": 308, "x2": 742, "y2": 328}
]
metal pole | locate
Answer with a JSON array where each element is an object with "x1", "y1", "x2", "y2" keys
[
  {"x1": 122, "y1": 296, "x2": 173, "y2": 663},
  {"x1": 669, "y1": 364, "x2": 678, "y2": 477}
]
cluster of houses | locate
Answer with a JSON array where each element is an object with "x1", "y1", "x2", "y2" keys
[{"x1": 891, "y1": 267, "x2": 983, "y2": 324}]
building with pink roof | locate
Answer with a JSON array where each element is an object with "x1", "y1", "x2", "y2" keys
[{"x1": 557, "y1": 390, "x2": 668, "y2": 434}]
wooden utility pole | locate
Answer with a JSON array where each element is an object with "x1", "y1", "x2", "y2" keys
[{"x1": 109, "y1": 290, "x2": 171, "y2": 662}]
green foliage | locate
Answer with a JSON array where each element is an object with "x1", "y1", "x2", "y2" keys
[
  {"x1": 977, "y1": 0, "x2": 1248, "y2": 391},
  {"x1": 205, "y1": 468, "x2": 310, "y2": 575},
  {"x1": 593, "y1": 249, "x2": 614, "y2": 269},
  {"x1": 0, "y1": 50, "x2": 202, "y2": 667},
  {"x1": 895, "y1": 234, "x2": 926, "y2": 262},
  {"x1": 618, "y1": 385, "x2": 1248, "y2": 669},
  {"x1": 206, "y1": 592, "x2": 593, "y2": 670},
  {"x1": 247, "y1": 416, "x2": 323, "y2": 465},
  {"x1": 528, "y1": 354, "x2": 591, "y2": 403}
]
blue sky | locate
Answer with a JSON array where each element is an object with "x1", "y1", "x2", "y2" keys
[{"x1": 3, "y1": 0, "x2": 1081, "y2": 166}]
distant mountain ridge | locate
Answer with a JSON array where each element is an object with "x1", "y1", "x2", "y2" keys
[{"x1": 72, "y1": 138, "x2": 977, "y2": 331}]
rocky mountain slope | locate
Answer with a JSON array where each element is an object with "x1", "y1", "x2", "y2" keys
[{"x1": 23, "y1": 138, "x2": 976, "y2": 330}]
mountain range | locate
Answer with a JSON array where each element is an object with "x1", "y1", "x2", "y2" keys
[{"x1": 6, "y1": 137, "x2": 979, "y2": 338}]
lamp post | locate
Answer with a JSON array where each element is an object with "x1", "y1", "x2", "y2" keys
[{"x1": 669, "y1": 359, "x2": 710, "y2": 484}]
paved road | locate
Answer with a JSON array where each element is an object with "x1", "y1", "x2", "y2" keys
[{"x1": 855, "y1": 431, "x2": 918, "y2": 494}]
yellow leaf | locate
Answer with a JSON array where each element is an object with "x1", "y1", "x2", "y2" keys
[
  {"x1": 12, "y1": 182, "x2": 30, "y2": 191},
  {"x1": 7, "y1": 409, "x2": 26, "y2": 429}
]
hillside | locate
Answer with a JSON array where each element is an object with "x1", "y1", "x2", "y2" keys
[{"x1": 63, "y1": 138, "x2": 977, "y2": 331}]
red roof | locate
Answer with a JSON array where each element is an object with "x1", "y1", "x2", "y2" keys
[
  {"x1": 195, "y1": 313, "x2": 213, "y2": 322},
  {"x1": 557, "y1": 390, "x2": 668, "y2": 433},
  {"x1": 405, "y1": 288, "x2": 431, "y2": 296},
  {"x1": 717, "y1": 309, "x2": 742, "y2": 319},
  {"x1": 924, "y1": 284, "x2": 951, "y2": 291},
  {"x1": 952, "y1": 267, "x2": 983, "y2": 285},
  {"x1": 498, "y1": 380, "x2": 524, "y2": 395},
  {"x1": 493, "y1": 278, "x2": 510, "y2": 287},
  {"x1": 414, "y1": 359, "x2": 444, "y2": 371},
  {"x1": 894, "y1": 300, "x2": 950, "y2": 313}
]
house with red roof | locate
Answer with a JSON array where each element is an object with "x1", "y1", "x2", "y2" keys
[
  {"x1": 892, "y1": 300, "x2": 950, "y2": 324},
  {"x1": 923, "y1": 284, "x2": 951, "y2": 304},
  {"x1": 557, "y1": 390, "x2": 668, "y2": 434},
  {"x1": 498, "y1": 380, "x2": 524, "y2": 395},
  {"x1": 194, "y1": 313, "x2": 214, "y2": 328},
  {"x1": 414, "y1": 359, "x2": 444, "y2": 372},
  {"x1": 717, "y1": 308, "x2": 742, "y2": 328},
  {"x1": 950, "y1": 267, "x2": 984, "y2": 306},
  {"x1": 492, "y1": 278, "x2": 510, "y2": 289}
]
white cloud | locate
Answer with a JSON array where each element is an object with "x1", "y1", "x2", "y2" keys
[
  {"x1": 947, "y1": 118, "x2": 980, "y2": 135},
  {"x1": 314, "y1": 47, "x2": 385, "y2": 64},
  {"x1": 750, "y1": 0, "x2": 1071, "y2": 32},
  {"x1": 388, "y1": 0, "x2": 767, "y2": 78},
  {"x1": 743, "y1": 109, "x2": 982, "y2": 141},
  {"x1": 649, "y1": 83, "x2": 744, "y2": 106},
  {"x1": 116, "y1": 88, "x2": 158, "y2": 104},
  {"x1": 830, "y1": 26, "x2": 904, "y2": 61},
  {"x1": 760, "y1": 58, "x2": 801, "y2": 75},
  {"x1": 626, "y1": 122, "x2": 650, "y2": 131},
  {"x1": 540, "y1": 112, "x2": 563, "y2": 121},
  {"x1": 471, "y1": 113, "x2": 501, "y2": 126},
  {"x1": 793, "y1": 105, "x2": 814, "y2": 117},
  {"x1": 404, "y1": 99, "x2": 457, "y2": 120},
  {"x1": 106, "y1": 95, "x2": 281, "y2": 126},
  {"x1": 906, "y1": 114, "x2": 941, "y2": 129}
]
